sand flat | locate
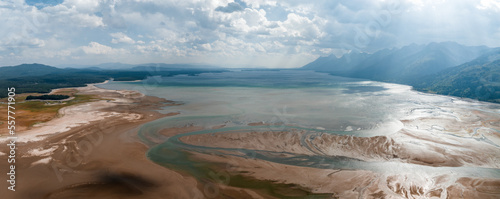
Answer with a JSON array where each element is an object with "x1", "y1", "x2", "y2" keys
[
  {"x1": 2, "y1": 81, "x2": 500, "y2": 198},
  {"x1": 0, "y1": 83, "x2": 203, "y2": 199}
]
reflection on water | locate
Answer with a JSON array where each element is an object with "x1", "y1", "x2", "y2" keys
[{"x1": 98, "y1": 70, "x2": 500, "y2": 186}]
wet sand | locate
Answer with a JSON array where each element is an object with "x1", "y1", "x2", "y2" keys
[
  {"x1": 1, "y1": 82, "x2": 500, "y2": 198},
  {"x1": 167, "y1": 105, "x2": 500, "y2": 198},
  {"x1": 180, "y1": 128, "x2": 500, "y2": 168},
  {"x1": 0, "y1": 83, "x2": 202, "y2": 199},
  {"x1": 182, "y1": 131, "x2": 500, "y2": 198}
]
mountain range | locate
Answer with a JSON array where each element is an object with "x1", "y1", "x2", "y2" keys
[
  {"x1": 58, "y1": 62, "x2": 220, "y2": 70},
  {"x1": 301, "y1": 42, "x2": 500, "y2": 103},
  {"x1": 420, "y1": 49, "x2": 500, "y2": 102},
  {"x1": 1, "y1": 42, "x2": 499, "y2": 103},
  {"x1": 0, "y1": 63, "x2": 227, "y2": 98}
]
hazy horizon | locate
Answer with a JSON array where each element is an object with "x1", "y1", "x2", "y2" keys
[
  {"x1": 1, "y1": 0, "x2": 500, "y2": 68},
  {"x1": 1, "y1": 40, "x2": 497, "y2": 69}
]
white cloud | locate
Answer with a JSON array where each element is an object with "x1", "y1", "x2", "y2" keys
[
  {"x1": 62, "y1": 0, "x2": 101, "y2": 13},
  {"x1": 281, "y1": 13, "x2": 326, "y2": 39},
  {"x1": 0, "y1": 0, "x2": 499, "y2": 67},
  {"x1": 111, "y1": 32, "x2": 135, "y2": 44},
  {"x1": 73, "y1": 13, "x2": 104, "y2": 28},
  {"x1": 199, "y1": 43, "x2": 212, "y2": 51},
  {"x1": 1, "y1": 37, "x2": 45, "y2": 48},
  {"x1": 242, "y1": 0, "x2": 277, "y2": 8},
  {"x1": 477, "y1": 0, "x2": 500, "y2": 11},
  {"x1": 135, "y1": 44, "x2": 169, "y2": 54},
  {"x1": 82, "y1": 42, "x2": 120, "y2": 55},
  {"x1": 43, "y1": 4, "x2": 104, "y2": 28}
]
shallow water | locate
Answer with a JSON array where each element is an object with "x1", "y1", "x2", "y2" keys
[
  {"x1": 100, "y1": 71, "x2": 462, "y2": 133},
  {"x1": 98, "y1": 70, "x2": 500, "y2": 181}
]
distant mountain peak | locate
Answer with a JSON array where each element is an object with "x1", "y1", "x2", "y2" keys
[
  {"x1": 4, "y1": 63, "x2": 59, "y2": 69},
  {"x1": 0, "y1": 63, "x2": 63, "y2": 78},
  {"x1": 301, "y1": 42, "x2": 492, "y2": 83}
]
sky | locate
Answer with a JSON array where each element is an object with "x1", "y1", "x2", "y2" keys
[{"x1": 0, "y1": 0, "x2": 499, "y2": 68}]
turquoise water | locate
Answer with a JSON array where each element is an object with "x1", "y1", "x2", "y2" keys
[{"x1": 97, "y1": 70, "x2": 500, "y2": 182}]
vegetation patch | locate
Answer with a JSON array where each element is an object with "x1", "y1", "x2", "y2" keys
[
  {"x1": 0, "y1": 89, "x2": 99, "y2": 134},
  {"x1": 26, "y1": 94, "x2": 70, "y2": 101}
]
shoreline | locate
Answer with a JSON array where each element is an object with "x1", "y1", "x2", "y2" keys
[
  {"x1": 0, "y1": 82, "x2": 204, "y2": 199},
  {"x1": 150, "y1": 124, "x2": 500, "y2": 198},
  {"x1": 1, "y1": 80, "x2": 499, "y2": 198},
  {"x1": 0, "y1": 80, "x2": 139, "y2": 143}
]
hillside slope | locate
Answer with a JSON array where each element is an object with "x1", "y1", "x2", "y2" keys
[
  {"x1": 420, "y1": 49, "x2": 500, "y2": 103},
  {"x1": 0, "y1": 64, "x2": 227, "y2": 98},
  {"x1": 302, "y1": 42, "x2": 490, "y2": 83}
]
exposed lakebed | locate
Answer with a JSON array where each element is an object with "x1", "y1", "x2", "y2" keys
[{"x1": 98, "y1": 70, "x2": 500, "y2": 198}]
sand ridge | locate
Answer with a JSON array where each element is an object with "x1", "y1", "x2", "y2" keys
[
  {"x1": 2, "y1": 81, "x2": 500, "y2": 198},
  {"x1": 0, "y1": 82, "x2": 204, "y2": 199}
]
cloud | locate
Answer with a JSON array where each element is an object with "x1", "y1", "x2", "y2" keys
[
  {"x1": 477, "y1": 0, "x2": 500, "y2": 11},
  {"x1": 216, "y1": 2, "x2": 245, "y2": 13},
  {"x1": 281, "y1": 13, "x2": 326, "y2": 39},
  {"x1": 0, "y1": 0, "x2": 499, "y2": 68},
  {"x1": 199, "y1": 43, "x2": 212, "y2": 51},
  {"x1": 1, "y1": 38, "x2": 45, "y2": 48},
  {"x1": 82, "y1": 42, "x2": 119, "y2": 55},
  {"x1": 110, "y1": 32, "x2": 135, "y2": 44}
]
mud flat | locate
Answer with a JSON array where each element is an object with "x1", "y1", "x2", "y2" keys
[
  {"x1": 165, "y1": 126, "x2": 500, "y2": 198},
  {"x1": 77, "y1": 70, "x2": 500, "y2": 198},
  {"x1": 180, "y1": 128, "x2": 500, "y2": 168},
  {"x1": 0, "y1": 83, "x2": 203, "y2": 199},
  {"x1": 148, "y1": 104, "x2": 500, "y2": 198},
  {"x1": 2, "y1": 78, "x2": 500, "y2": 198},
  {"x1": 188, "y1": 150, "x2": 500, "y2": 198}
]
